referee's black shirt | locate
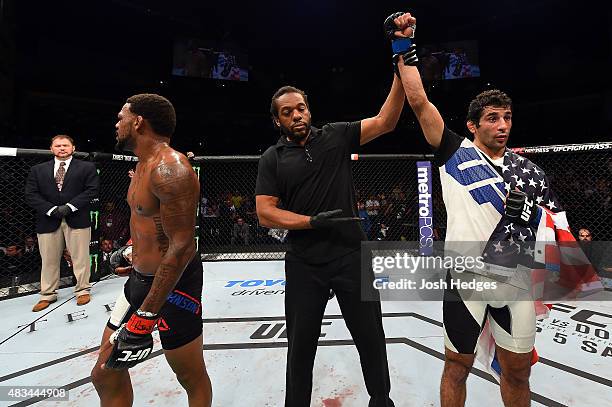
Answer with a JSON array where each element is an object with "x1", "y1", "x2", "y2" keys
[{"x1": 255, "y1": 122, "x2": 366, "y2": 264}]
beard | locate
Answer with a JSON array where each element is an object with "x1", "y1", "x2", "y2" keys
[
  {"x1": 115, "y1": 133, "x2": 134, "y2": 152},
  {"x1": 279, "y1": 122, "x2": 311, "y2": 142},
  {"x1": 476, "y1": 132, "x2": 509, "y2": 154}
]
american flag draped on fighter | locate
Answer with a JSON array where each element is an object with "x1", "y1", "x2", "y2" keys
[{"x1": 475, "y1": 148, "x2": 603, "y2": 381}]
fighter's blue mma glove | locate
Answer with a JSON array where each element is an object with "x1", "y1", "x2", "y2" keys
[{"x1": 384, "y1": 12, "x2": 418, "y2": 77}]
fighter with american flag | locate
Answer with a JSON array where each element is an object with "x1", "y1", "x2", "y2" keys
[{"x1": 384, "y1": 10, "x2": 601, "y2": 407}]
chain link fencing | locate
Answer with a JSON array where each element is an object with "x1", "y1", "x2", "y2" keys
[
  {"x1": 89, "y1": 153, "x2": 136, "y2": 283},
  {"x1": 1, "y1": 142, "x2": 610, "y2": 298},
  {"x1": 0, "y1": 150, "x2": 136, "y2": 298},
  {"x1": 195, "y1": 155, "x2": 446, "y2": 260},
  {"x1": 0, "y1": 150, "x2": 91, "y2": 297},
  {"x1": 511, "y1": 144, "x2": 612, "y2": 242},
  {"x1": 195, "y1": 156, "x2": 277, "y2": 261}
]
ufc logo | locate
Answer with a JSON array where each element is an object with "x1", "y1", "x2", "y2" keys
[
  {"x1": 117, "y1": 348, "x2": 151, "y2": 362},
  {"x1": 571, "y1": 309, "x2": 612, "y2": 329},
  {"x1": 520, "y1": 198, "x2": 533, "y2": 222}
]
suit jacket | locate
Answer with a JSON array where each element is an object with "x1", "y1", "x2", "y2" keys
[{"x1": 25, "y1": 158, "x2": 100, "y2": 234}]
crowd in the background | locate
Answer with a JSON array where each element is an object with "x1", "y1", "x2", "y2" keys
[
  {"x1": 354, "y1": 186, "x2": 445, "y2": 242},
  {"x1": 549, "y1": 166, "x2": 612, "y2": 223},
  {"x1": 0, "y1": 197, "x2": 130, "y2": 286},
  {"x1": 2, "y1": 167, "x2": 612, "y2": 288},
  {"x1": 197, "y1": 184, "x2": 446, "y2": 247}
]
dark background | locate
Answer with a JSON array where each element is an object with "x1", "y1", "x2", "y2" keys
[{"x1": 0, "y1": 0, "x2": 610, "y2": 155}]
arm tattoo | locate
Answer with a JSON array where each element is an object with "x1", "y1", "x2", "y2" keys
[
  {"x1": 140, "y1": 157, "x2": 198, "y2": 313},
  {"x1": 141, "y1": 263, "x2": 178, "y2": 312},
  {"x1": 157, "y1": 163, "x2": 179, "y2": 180},
  {"x1": 152, "y1": 216, "x2": 169, "y2": 255}
]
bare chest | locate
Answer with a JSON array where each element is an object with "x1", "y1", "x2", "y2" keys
[{"x1": 127, "y1": 166, "x2": 159, "y2": 217}]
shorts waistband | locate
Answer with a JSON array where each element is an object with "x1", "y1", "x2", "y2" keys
[
  {"x1": 132, "y1": 268, "x2": 155, "y2": 283},
  {"x1": 131, "y1": 254, "x2": 199, "y2": 283}
]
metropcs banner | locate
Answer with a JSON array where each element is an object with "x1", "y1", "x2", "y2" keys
[{"x1": 416, "y1": 161, "x2": 433, "y2": 256}]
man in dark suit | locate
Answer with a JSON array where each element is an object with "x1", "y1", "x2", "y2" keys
[{"x1": 25, "y1": 134, "x2": 99, "y2": 312}]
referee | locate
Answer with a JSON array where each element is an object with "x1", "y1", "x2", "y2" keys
[{"x1": 255, "y1": 80, "x2": 404, "y2": 407}]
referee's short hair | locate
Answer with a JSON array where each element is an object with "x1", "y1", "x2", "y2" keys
[{"x1": 270, "y1": 86, "x2": 309, "y2": 118}]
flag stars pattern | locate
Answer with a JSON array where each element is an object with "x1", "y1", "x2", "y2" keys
[{"x1": 482, "y1": 150, "x2": 561, "y2": 273}]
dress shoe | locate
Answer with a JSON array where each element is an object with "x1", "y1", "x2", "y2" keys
[
  {"x1": 76, "y1": 293, "x2": 90, "y2": 306},
  {"x1": 32, "y1": 298, "x2": 57, "y2": 312}
]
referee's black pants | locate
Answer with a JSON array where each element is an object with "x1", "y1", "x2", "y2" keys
[{"x1": 284, "y1": 250, "x2": 394, "y2": 407}]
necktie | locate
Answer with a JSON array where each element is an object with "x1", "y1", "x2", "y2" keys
[{"x1": 55, "y1": 161, "x2": 66, "y2": 191}]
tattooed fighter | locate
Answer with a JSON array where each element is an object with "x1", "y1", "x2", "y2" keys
[{"x1": 91, "y1": 94, "x2": 212, "y2": 407}]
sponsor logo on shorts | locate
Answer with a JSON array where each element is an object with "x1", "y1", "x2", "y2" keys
[
  {"x1": 157, "y1": 318, "x2": 170, "y2": 332},
  {"x1": 166, "y1": 290, "x2": 201, "y2": 315}
]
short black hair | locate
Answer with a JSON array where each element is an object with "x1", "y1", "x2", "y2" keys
[
  {"x1": 466, "y1": 90, "x2": 512, "y2": 128},
  {"x1": 270, "y1": 86, "x2": 309, "y2": 118},
  {"x1": 126, "y1": 93, "x2": 176, "y2": 137}
]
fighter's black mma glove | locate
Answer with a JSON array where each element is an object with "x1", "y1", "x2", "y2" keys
[
  {"x1": 109, "y1": 245, "x2": 133, "y2": 275},
  {"x1": 50, "y1": 205, "x2": 72, "y2": 219},
  {"x1": 384, "y1": 12, "x2": 418, "y2": 77},
  {"x1": 505, "y1": 190, "x2": 538, "y2": 227},
  {"x1": 310, "y1": 209, "x2": 361, "y2": 229},
  {"x1": 104, "y1": 310, "x2": 158, "y2": 370}
]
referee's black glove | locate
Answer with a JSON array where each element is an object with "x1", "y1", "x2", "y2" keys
[{"x1": 310, "y1": 209, "x2": 361, "y2": 229}]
